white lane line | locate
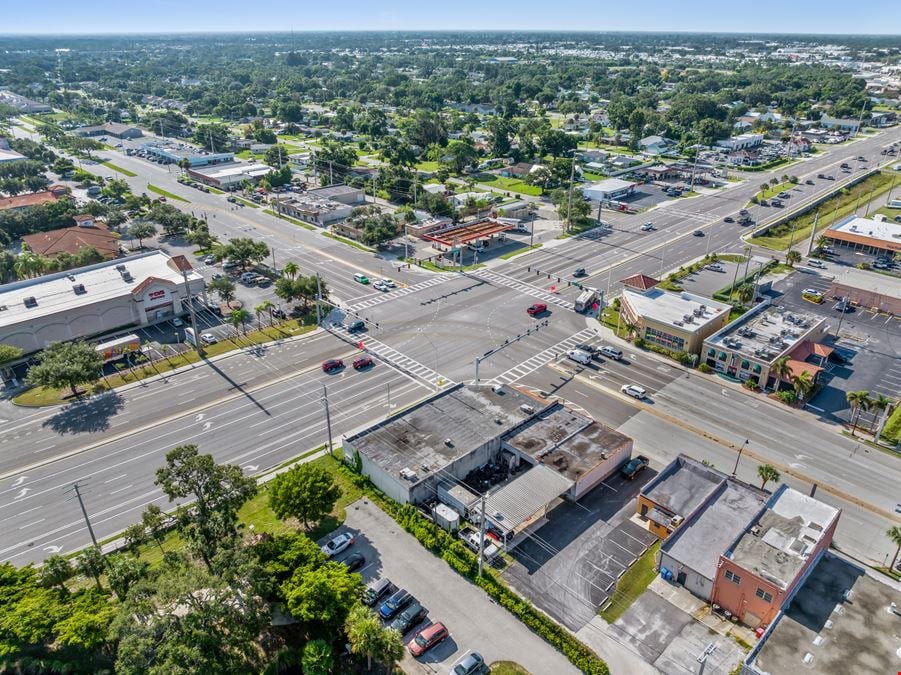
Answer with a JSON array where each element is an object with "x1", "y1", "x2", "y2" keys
[
  {"x1": 19, "y1": 518, "x2": 45, "y2": 530},
  {"x1": 103, "y1": 474, "x2": 128, "y2": 484},
  {"x1": 33, "y1": 445, "x2": 56, "y2": 454},
  {"x1": 110, "y1": 484, "x2": 133, "y2": 495}
]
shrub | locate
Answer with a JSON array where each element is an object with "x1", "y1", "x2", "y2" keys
[
  {"x1": 634, "y1": 337, "x2": 646, "y2": 348},
  {"x1": 742, "y1": 379, "x2": 759, "y2": 391},
  {"x1": 698, "y1": 363, "x2": 713, "y2": 374},
  {"x1": 775, "y1": 390, "x2": 797, "y2": 405}
]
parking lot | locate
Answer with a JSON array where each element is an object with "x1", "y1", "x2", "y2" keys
[
  {"x1": 619, "y1": 182, "x2": 678, "y2": 210},
  {"x1": 502, "y1": 472, "x2": 658, "y2": 631},
  {"x1": 768, "y1": 271, "x2": 901, "y2": 426},
  {"x1": 673, "y1": 255, "x2": 770, "y2": 299},
  {"x1": 332, "y1": 499, "x2": 580, "y2": 674}
]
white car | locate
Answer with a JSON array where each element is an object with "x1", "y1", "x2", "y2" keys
[
  {"x1": 200, "y1": 332, "x2": 218, "y2": 345},
  {"x1": 640, "y1": 223, "x2": 655, "y2": 231},
  {"x1": 802, "y1": 288, "x2": 822, "y2": 297},
  {"x1": 621, "y1": 384, "x2": 647, "y2": 399},
  {"x1": 380, "y1": 278, "x2": 397, "y2": 289},
  {"x1": 321, "y1": 532, "x2": 355, "y2": 558},
  {"x1": 807, "y1": 259, "x2": 826, "y2": 269},
  {"x1": 372, "y1": 281, "x2": 389, "y2": 292}
]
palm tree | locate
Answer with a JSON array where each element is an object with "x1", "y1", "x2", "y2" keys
[
  {"x1": 792, "y1": 370, "x2": 815, "y2": 401},
  {"x1": 229, "y1": 308, "x2": 251, "y2": 336},
  {"x1": 786, "y1": 250, "x2": 801, "y2": 266},
  {"x1": 623, "y1": 319, "x2": 638, "y2": 340},
  {"x1": 14, "y1": 251, "x2": 46, "y2": 279},
  {"x1": 887, "y1": 526, "x2": 901, "y2": 573},
  {"x1": 846, "y1": 390, "x2": 871, "y2": 435},
  {"x1": 757, "y1": 464, "x2": 781, "y2": 490},
  {"x1": 770, "y1": 356, "x2": 793, "y2": 391},
  {"x1": 283, "y1": 261, "x2": 299, "y2": 280},
  {"x1": 868, "y1": 393, "x2": 894, "y2": 434},
  {"x1": 736, "y1": 283, "x2": 754, "y2": 304},
  {"x1": 258, "y1": 299, "x2": 275, "y2": 326}
]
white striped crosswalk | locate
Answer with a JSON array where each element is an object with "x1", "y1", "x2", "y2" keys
[
  {"x1": 468, "y1": 269, "x2": 575, "y2": 310},
  {"x1": 344, "y1": 275, "x2": 451, "y2": 311},
  {"x1": 330, "y1": 325, "x2": 454, "y2": 389},
  {"x1": 487, "y1": 328, "x2": 598, "y2": 386}
]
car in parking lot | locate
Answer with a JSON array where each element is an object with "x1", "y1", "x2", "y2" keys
[
  {"x1": 200, "y1": 332, "x2": 218, "y2": 345},
  {"x1": 172, "y1": 317, "x2": 184, "y2": 327},
  {"x1": 453, "y1": 652, "x2": 488, "y2": 675},
  {"x1": 833, "y1": 300, "x2": 852, "y2": 313},
  {"x1": 389, "y1": 600, "x2": 426, "y2": 634},
  {"x1": 353, "y1": 273, "x2": 370, "y2": 284},
  {"x1": 320, "y1": 532, "x2": 354, "y2": 558},
  {"x1": 362, "y1": 578, "x2": 393, "y2": 607},
  {"x1": 573, "y1": 267, "x2": 587, "y2": 277},
  {"x1": 620, "y1": 455, "x2": 650, "y2": 480},
  {"x1": 802, "y1": 287, "x2": 822, "y2": 297},
  {"x1": 353, "y1": 356, "x2": 374, "y2": 370},
  {"x1": 342, "y1": 552, "x2": 366, "y2": 573},
  {"x1": 621, "y1": 384, "x2": 647, "y2": 399},
  {"x1": 526, "y1": 303, "x2": 547, "y2": 316},
  {"x1": 202, "y1": 255, "x2": 216, "y2": 264},
  {"x1": 407, "y1": 622, "x2": 449, "y2": 657},
  {"x1": 705, "y1": 263, "x2": 724, "y2": 272},
  {"x1": 777, "y1": 192, "x2": 790, "y2": 199},
  {"x1": 321, "y1": 359, "x2": 344, "y2": 373},
  {"x1": 379, "y1": 589, "x2": 413, "y2": 620}
]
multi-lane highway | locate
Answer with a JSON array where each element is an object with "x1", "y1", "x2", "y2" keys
[{"x1": 3, "y1": 119, "x2": 899, "y2": 568}]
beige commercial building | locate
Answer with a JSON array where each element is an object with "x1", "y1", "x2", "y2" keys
[
  {"x1": 0, "y1": 251, "x2": 205, "y2": 354},
  {"x1": 619, "y1": 274, "x2": 731, "y2": 355}
]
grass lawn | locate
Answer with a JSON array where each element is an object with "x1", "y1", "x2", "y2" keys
[
  {"x1": 489, "y1": 663, "x2": 532, "y2": 675},
  {"x1": 147, "y1": 184, "x2": 190, "y2": 203},
  {"x1": 321, "y1": 231, "x2": 374, "y2": 252},
  {"x1": 882, "y1": 403, "x2": 901, "y2": 445},
  {"x1": 101, "y1": 160, "x2": 137, "y2": 177},
  {"x1": 415, "y1": 160, "x2": 442, "y2": 172},
  {"x1": 13, "y1": 319, "x2": 316, "y2": 407},
  {"x1": 599, "y1": 541, "x2": 660, "y2": 623},
  {"x1": 599, "y1": 306, "x2": 629, "y2": 339},
  {"x1": 754, "y1": 171, "x2": 895, "y2": 250},
  {"x1": 263, "y1": 208, "x2": 316, "y2": 230},
  {"x1": 499, "y1": 244, "x2": 542, "y2": 260},
  {"x1": 582, "y1": 170, "x2": 605, "y2": 181},
  {"x1": 234, "y1": 149, "x2": 255, "y2": 159},
  {"x1": 476, "y1": 173, "x2": 543, "y2": 196},
  {"x1": 752, "y1": 181, "x2": 793, "y2": 202}
]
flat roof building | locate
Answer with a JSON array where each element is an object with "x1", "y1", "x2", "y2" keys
[
  {"x1": 823, "y1": 214, "x2": 901, "y2": 255},
  {"x1": 140, "y1": 141, "x2": 234, "y2": 167},
  {"x1": 0, "y1": 251, "x2": 205, "y2": 354},
  {"x1": 638, "y1": 454, "x2": 725, "y2": 539},
  {"x1": 703, "y1": 300, "x2": 830, "y2": 390},
  {"x1": 305, "y1": 184, "x2": 365, "y2": 205},
  {"x1": 276, "y1": 195, "x2": 354, "y2": 226},
  {"x1": 581, "y1": 178, "x2": 637, "y2": 202},
  {"x1": 72, "y1": 122, "x2": 143, "y2": 139},
  {"x1": 620, "y1": 279, "x2": 731, "y2": 355},
  {"x1": 187, "y1": 161, "x2": 271, "y2": 189}
]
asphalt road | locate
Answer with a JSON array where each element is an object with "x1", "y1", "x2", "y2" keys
[{"x1": 0, "y1": 332, "x2": 429, "y2": 565}]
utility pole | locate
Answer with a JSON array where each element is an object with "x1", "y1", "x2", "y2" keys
[
  {"x1": 595, "y1": 198, "x2": 603, "y2": 226},
  {"x1": 731, "y1": 440, "x2": 749, "y2": 477},
  {"x1": 751, "y1": 261, "x2": 765, "y2": 300},
  {"x1": 181, "y1": 265, "x2": 204, "y2": 357},
  {"x1": 806, "y1": 211, "x2": 820, "y2": 257},
  {"x1": 315, "y1": 273, "x2": 323, "y2": 325},
  {"x1": 477, "y1": 491, "x2": 488, "y2": 577},
  {"x1": 529, "y1": 205, "x2": 536, "y2": 249},
  {"x1": 834, "y1": 296, "x2": 850, "y2": 338},
  {"x1": 159, "y1": 119, "x2": 164, "y2": 138},
  {"x1": 208, "y1": 128, "x2": 215, "y2": 154},
  {"x1": 565, "y1": 158, "x2": 576, "y2": 235},
  {"x1": 329, "y1": 160, "x2": 334, "y2": 186},
  {"x1": 321, "y1": 383, "x2": 333, "y2": 454},
  {"x1": 69, "y1": 482, "x2": 98, "y2": 547}
]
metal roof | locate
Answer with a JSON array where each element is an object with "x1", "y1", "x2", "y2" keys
[{"x1": 485, "y1": 465, "x2": 573, "y2": 533}]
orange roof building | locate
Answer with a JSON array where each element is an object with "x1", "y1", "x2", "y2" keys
[{"x1": 20, "y1": 216, "x2": 119, "y2": 260}]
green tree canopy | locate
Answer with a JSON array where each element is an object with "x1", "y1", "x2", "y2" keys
[
  {"x1": 281, "y1": 562, "x2": 363, "y2": 633},
  {"x1": 268, "y1": 463, "x2": 342, "y2": 530},
  {"x1": 27, "y1": 340, "x2": 103, "y2": 398}
]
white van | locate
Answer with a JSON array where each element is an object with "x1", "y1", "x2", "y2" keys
[{"x1": 566, "y1": 349, "x2": 592, "y2": 365}]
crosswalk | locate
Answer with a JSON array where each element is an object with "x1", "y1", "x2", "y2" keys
[
  {"x1": 468, "y1": 269, "x2": 575, "y2": 310},
  {"x1": 344, "y1": 275, "x2": 451, "y2": 311},
  {"x1": 330, "y1": 325, "x2": 454, "y2": 389},
  {"x1": 487, "y1": 328, "x2": 598, "y2": 386}
]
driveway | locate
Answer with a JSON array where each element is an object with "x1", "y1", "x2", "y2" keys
[
  {"x1": 341, "y1": 499, "x2": 580, "y2": 675},
  {"x1": 502, "y1": 473, "x2": 657, "y2": 631}
]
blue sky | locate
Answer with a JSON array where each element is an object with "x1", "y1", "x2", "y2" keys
[{"x1": 4, "y1": 0, "x2": 900, "y2": 35}]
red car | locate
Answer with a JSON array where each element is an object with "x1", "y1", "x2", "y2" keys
[
  {"x1": 527, "y1": 303, "x2": 547, "y2": 317},
  {"x1": 407, "y1": 622, "x2": 449, "y2": 657},
  {"x1": 321, "y1": 359, "x2": 344, "y2": 373},
  {"x1": 353, "y1": 356, "x2": 374, "y2": 370}
]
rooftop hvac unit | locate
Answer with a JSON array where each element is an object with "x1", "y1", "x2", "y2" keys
[
  {"x1": 115, "y1": 264, "x2": 126, "y2": 272},
  {"x1": 443, "y1": 438, "x2": 454, "y2": 447},
  {"x1": 399, "y1": 467, "x2": 418, "y2": 481},
  {"x1": 674, "y1": 320, "x2": 684, "y2": 326},
  {"x1": 699, "y1": 304, "x2": 706, "y2": 312},
  {"x1": 72, "y1": 284, "x2": 86, "y2": 295},
  {"x1": 23, "y1": 296, "x2": 37, "y2": 308}
]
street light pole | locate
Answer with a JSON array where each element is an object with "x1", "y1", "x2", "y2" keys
[{"x1": 731, "y1": 439, "x2": 749, "y2": 477}]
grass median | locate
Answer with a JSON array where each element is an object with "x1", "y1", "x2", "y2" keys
[
  {"x1": 101, "y1": 161, "x2": 138, "y2": 177},
  {"x1": 753, "y1": 171, "x2": 895, "y2": 250},
  {"x1": 147, "y1": 184, "x2": 190, "y2": 203}
]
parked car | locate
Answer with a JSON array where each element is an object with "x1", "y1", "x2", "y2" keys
[
  {"x1": 353, "y1": 356, "x2": 374, "y2": 370},
  {"x1": 453, "y1": 652, "x2": 488, "y2": 675},
  {"x1": 342, "y1": 553, "x2": 366, "y2": 572},
  {"x1": 172, "y1": 317, "x2": 184, "y2": 328},
  {"x1": 320, "y1": 532, "x2": 354, "y2": 558},
  {"x1": 362, "y1": 578, "x2": 393, "y2": 607},
  {"x1": 321, "y1": 359, "x2": 344, "y2": 373},
  {"x1": 407, "y1": 622, "x2": 449, "y2": 657},
  {"x1": 802, "y1": 288, "x2": 822, "y2": 297},
  {"x1": 620, "y1": 455, "x2": 650, "y2": 480},
  {"x1": 834, "y1": 300, "x2": 852, "y2": 313},
  {"x1": 379, "y1": 589, "x2": 413, "y2": 620},
  {"x1": 202, "y1": 255, "x2": 216, "y2": 264},
  {"x1": 705, "y1": 263, "x2": 724, "y2": 272},
  {"x1": 526, "y1": 303, "x2": 547, "y2": 317},
  {"x1": 353, "y1": 273, "x2": 370, "y2": 284},
  {"x1": 620, "y1": 384, "x2": 647, "y2": 399},
  {"x1": 200, "y1": 332, "x2": 218, "y2": 345},
  {"x1": 389, "y1": 600, "x2": 426, "y2": 634}
]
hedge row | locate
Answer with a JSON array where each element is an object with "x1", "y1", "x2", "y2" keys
[{"x1": 331, "y1": 457, "x2": 610, "y2": 675}]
